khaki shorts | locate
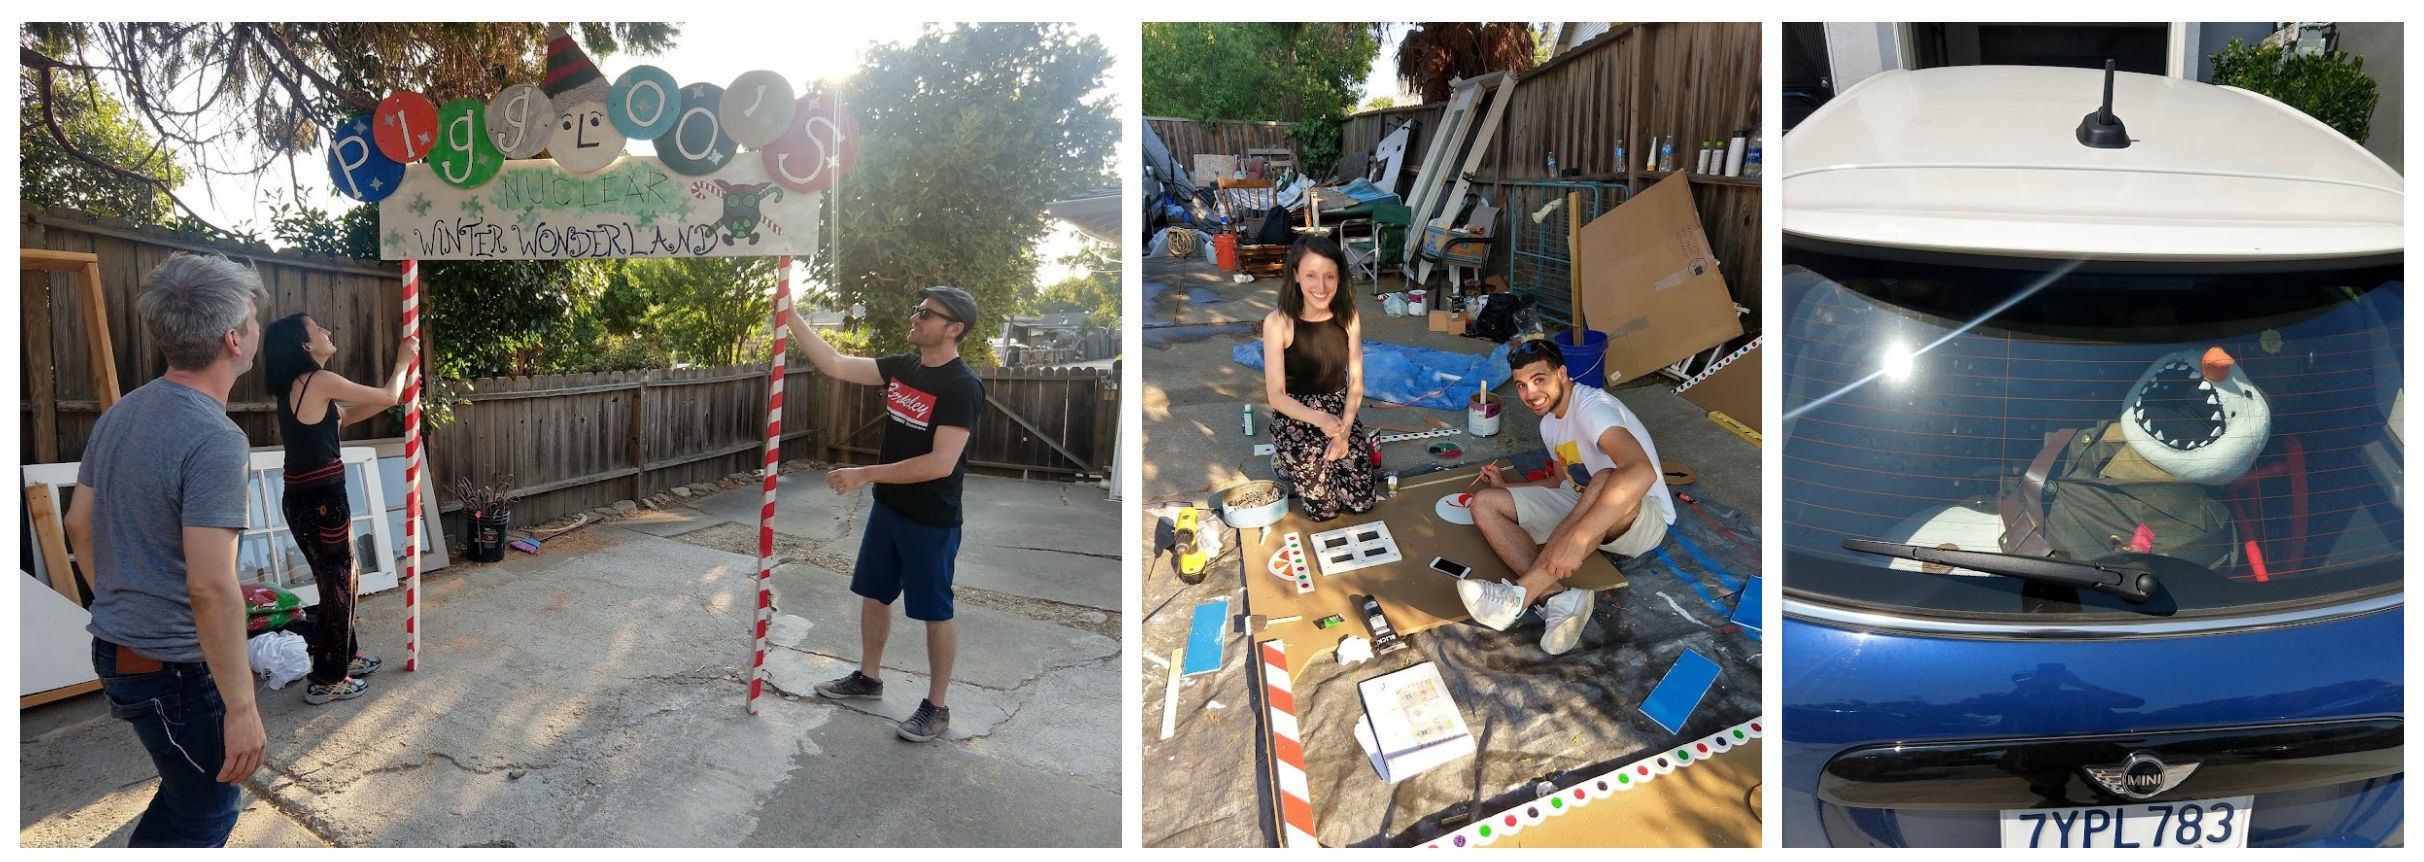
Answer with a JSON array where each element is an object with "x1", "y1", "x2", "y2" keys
[{"x1": 1506, "y1": 485, "x2": 1669, "y2": 559}]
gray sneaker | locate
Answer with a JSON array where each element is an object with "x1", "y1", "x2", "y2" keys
[
  {"x1": 815, "y1": 670, "x2": 884, "y2": 700},
  {"x1": 898, "y1": 698, "x2": 950, "y2": 742},
  {"x1": 302, "y1": 676, "x2": 368, "y2": 705},
  {"x1": 1539, "y1": 587, "x2": 1595, "y2": 656}
]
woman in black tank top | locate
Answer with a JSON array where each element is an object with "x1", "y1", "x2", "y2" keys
[
  {"x1": 262, "y1": 313, "x2": 416, "y2": 704},
  {"x1": 1260, "y1": 236, "x2": 1380, "y2": 520}
]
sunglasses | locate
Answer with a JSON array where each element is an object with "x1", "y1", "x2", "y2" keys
[{"x1": 910, "y1": 304, "x2": 960, "y2": 323}]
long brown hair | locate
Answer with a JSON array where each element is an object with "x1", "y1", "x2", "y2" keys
[{"x1": 1276, "y1": 235, "x2": 1355, "y2": 326}]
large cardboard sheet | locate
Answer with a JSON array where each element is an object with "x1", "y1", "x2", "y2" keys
[
  {"x1": 1239, "y1": 467, "x2": 1627, "y2": 679},
  {"x1": 1577, "y1": 174, "x2": 1743, "y2": 385}
]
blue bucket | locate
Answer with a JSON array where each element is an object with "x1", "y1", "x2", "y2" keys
[{"x1": 1554, "y1": 329, "x2": 1610, "y2": 389}]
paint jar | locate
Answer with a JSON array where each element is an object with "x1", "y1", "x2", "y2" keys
[
  {"x1": 1468, "y1": 391, "x2": 1502, "y2": 437},
  {"x1": 1406, "y1": 288, "x2": 1427, "y2": 309}
]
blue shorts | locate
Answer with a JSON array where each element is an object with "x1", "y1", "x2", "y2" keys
[{"x1": 851, "y1": 500, "x2": 963, "y2": 621}]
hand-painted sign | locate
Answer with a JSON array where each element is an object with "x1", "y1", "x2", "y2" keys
[{"x1": 378, "y1": 157, "x2": 822, "y2": 261}]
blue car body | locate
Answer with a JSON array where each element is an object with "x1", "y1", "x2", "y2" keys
[{"x1": 1781, "y1": 605, "x2": 2404, "y2": 847}]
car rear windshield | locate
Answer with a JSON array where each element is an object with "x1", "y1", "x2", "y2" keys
[{"x1": 1782, "y1": 248, "x2": 2402, "y2": 622}]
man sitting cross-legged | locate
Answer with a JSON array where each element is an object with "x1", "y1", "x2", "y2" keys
[{"x1": 1457, "y1": 337, "x2": 1674, "y2": 654}]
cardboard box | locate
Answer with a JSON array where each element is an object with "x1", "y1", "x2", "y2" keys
[
  {"x1": 1676, "y1": 340, "x2": 1761, "y2": 433},
  {"x1": 1428, "y1": 310, "x2": 1455, "y2": 333},
  {"x1": 1575, "y1": 174, "x2": 1745, "y2": 385}
]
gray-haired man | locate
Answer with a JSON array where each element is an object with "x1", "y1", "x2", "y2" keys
[{"x1": 63, "y1": 252, "x2": 268, "y2": 846}]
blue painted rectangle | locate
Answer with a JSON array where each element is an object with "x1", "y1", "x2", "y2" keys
[
  {"x1": 1183, "y1": 599, "x2": 1228, "y2": 676},
  {"x1": 1731, "y1": 576, "x2": 1764, "y2": 631},
  {"x1": 1639, "y1": 649, "x2": 1720, "y2": 734}
]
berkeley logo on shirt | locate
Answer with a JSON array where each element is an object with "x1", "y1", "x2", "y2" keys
[{"x1": 886, "y1": 378, "x2": 938, "y2": 430}]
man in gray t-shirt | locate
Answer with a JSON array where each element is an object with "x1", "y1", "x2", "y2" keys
[
  {"x1": 63, "y1": 253, "x2": 268, "y2": 847},
  {"x1": 79, "y1": 383, "x2": 252, "y2": 659}
]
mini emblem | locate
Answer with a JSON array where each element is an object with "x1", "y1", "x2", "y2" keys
[{"x1": 2084, "y1": 751, "x2": 2199, "y2": 801}]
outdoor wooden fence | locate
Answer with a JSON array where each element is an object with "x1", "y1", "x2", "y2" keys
[
  {"x1": 1146, "y1": 116, "x2": 1298, "y2": 179},
  {"x1": 20, "y1": 210, "x2": 408, "y2": 465},
  {"x1": 1333, "y1": 22, "x2": 1763, "y2": 321},
  {"x1": 21, "y1": 209, "x2": 1121, "y2": 544}
]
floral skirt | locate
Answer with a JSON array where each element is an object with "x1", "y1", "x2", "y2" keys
[{"x1": 1270, "y1": 389, "x2": 1380, "y2": 521}]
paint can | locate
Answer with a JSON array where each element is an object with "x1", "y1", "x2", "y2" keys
[
  {"x1": 1406, "y1": 288, "x2": 1427, "y2": 309},
  {"x1": 1468, "y1": 391, "x2": 1502, "y2": 437}
]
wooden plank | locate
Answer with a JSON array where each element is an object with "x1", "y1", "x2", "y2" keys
[
  {"x1": 20, "y1": 249, "x2": 98, "y2": 271},
  {"x1": 1414, "y1": 72, "x2": 1517, "y2": 287},
  {"x1": 21, "y1": 680, "x2": 103, "y2": 709},
  {"x1": 79, "y1": 260, "x2": 121, "y2": 411},
  {"x1": 24, "y1": 485, "x2": 82, "y2": 603},
  {"x1": 24, "y1": 267, "x2": 58, "y2": 463},
  {"x1": 1399, "y1": 82, "x2": 1483, "y2": 268}
]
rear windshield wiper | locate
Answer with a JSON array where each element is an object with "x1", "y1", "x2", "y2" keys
[{"x1": 1841, "y1": 539, "x2": 2160, "y2": 604}]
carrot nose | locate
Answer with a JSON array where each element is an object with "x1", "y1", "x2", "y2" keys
[{"x1": 2201, "y1": 347, "x2": 2235, "y2": 382}]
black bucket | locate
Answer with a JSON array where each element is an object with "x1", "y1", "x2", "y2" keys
[{"x1": 469, "y1": 509, "x2": 511, "y2": 563}]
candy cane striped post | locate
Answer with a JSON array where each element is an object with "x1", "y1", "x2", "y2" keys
[
  {"x1": 400, "y1": 259, "x2": 423, "y2": 671},
  {"x1": 746, "y1": 256, "x2": 792, "y2": 715},
  {"x1": 1260, "y1": 639, "x2": 1317, "y2": 847}
]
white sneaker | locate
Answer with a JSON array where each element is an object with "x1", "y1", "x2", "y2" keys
[
  {"x1": 1539, "y1": 587, "x2": 1595, "y2": 655},
  {"x1": 1457, "y1": 578, "x2": 1527, "y2": 631}
]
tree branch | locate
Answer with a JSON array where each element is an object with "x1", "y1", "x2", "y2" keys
[
  {"x1": 257, "y1": 23, "x2": 377, "y2": 112},
  {"x1": 33, "y1": 63, "x2": 238, "y2": 238}
]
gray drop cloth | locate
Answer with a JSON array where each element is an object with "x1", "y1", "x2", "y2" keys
[{"x1": 1140, "y1": 468, "x2": 1763, "y2": 847}]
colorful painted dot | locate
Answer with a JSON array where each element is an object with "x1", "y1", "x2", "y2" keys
[
  {"x1": 1550, "y1": 798, "x2": 1563, "y2": 810},
  {"x1": 1697, "y1": 743, "x2": 1710, "y2": 754},
  {"x1": 1479, "y1": 825, "x2": 1493, "y2": 838},
  {"x1": 1573, "y1": 789, "x2": 1586, "y2": 800},
  {"x1": 1713, "y1": 736, "x2": 1729, "y2": 748},
  {"x1": 1751, "y1": 722, "x2": 1761, "y2": 732},
  {"x1": 1618, "y1": 774, "x2": 1631, "y2": 785},
  {"x1": 1504, "y1": 815, "x2": 1518, "y2": 827},
  {"x1": 1525, "y1": 807, "x2": 1539, "y2": 818},
  {"x1": 1677, "y1": 750, "x2": 1692, "y2": 762},
  {"x1": 1595, "y1": 781, "x2": 1609, "y2": 792},
  {"x1": 1637, "y1": 766, "x2": 1650, "y2": 776},
  {"x1": 1656, "y1": 757, "x2": 1670, "y2": 768},
  {"x1": 1732, "y1": 729, "x2": 1747, "y2": 739},
  {"x1": 1454, "y1": 836, "x2": 1467, "y2": 847}
]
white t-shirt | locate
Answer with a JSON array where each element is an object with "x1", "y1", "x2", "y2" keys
[{"x1": 1538, "y1": 384, "x2": 1676, "y2": 526}]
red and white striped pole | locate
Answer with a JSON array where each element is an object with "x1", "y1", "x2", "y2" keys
[
  {"x1": 1261, "y1": 639, "x2": 1317, "y2": 847},
  {"x1": 400, "y1": 259, "x2": 424, "y2": 672},
  {"x1": 747, "y1": 256, "x2": 791, "y2": 715}
]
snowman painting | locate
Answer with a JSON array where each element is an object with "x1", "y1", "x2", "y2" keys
[{"x1": 540, "y1": 25, "x2": 625, "y2": 174}]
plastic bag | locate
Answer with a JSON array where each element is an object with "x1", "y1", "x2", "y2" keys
[
  {"x1": 248, "y1": 631, "x2": 311, "y2": 690},
  {"x1": 244, "y1": 583, "x2": 304, "y2": 635}
]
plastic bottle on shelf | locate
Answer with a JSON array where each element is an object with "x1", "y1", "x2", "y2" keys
[
  {"x1": 1613, "y1": 138, "x2": 1627, "y2": 173},
  {"x1": 1725, "y1": 130, "x2": 1747, "y2": 176},
  {"x1": 1744, "y1": 123, "x2": 1762, "y2": 179},
  {"x1": 1658, "y1": 138, "x2": 1675, "y2": 172}
]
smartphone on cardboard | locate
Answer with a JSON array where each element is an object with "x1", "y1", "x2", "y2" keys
[{"x1": 1429, "y1": 556, "x2": 1471, "y2": 579}]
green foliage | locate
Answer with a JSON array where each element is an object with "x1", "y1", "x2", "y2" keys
[
  {"x1": 1362, "y1": 95, "x2": 1398, "y2": 111},
  {"x1": 2208, "y1": 38, "x2": 2378, "y2": 142},
  {"x1": 811, "y1": 23, "x2": 1118, "y2": 365},
  {"x1": 1142, "y1": 23, "x2": 1378, "y2": 124},
  {"x1": 1026, "y1": 236, "x2": 1119, "y2": 326},
  {"x1": 17, "y1": 74, "x2": 188, "y2": 221},
  {"x1": 620, "y1": 257, "x2": 778, "y2": 367}
]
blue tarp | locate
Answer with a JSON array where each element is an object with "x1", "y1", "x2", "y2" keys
[
  {"x1": 1334, "y1": 178, "x2": 1401, "y2": 205},
  {"x1": 1233, "y1": 339, "x2": 1509, "y2": 411}
]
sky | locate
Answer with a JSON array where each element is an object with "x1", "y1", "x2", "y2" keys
[{"x1": 157, "y1": 20, "x2": 1132, "y2": 290}]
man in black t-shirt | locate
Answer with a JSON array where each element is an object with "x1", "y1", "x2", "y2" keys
[{"x1": 785, "y1": 286, "x2": 985, "y2": 742}]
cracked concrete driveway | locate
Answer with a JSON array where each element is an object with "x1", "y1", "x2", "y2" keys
[{"x1": 18, "y1": 470, "x2": 1122, "y2": 847}]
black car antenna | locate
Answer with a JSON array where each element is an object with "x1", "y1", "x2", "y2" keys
[{"x1": 2076, "y1": 59, "x2": 2131, "y2": 149}]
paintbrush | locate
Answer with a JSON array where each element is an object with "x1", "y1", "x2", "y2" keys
[{"x1": 1465, "y1": 460, "x2": 1511, "y2": 491}]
